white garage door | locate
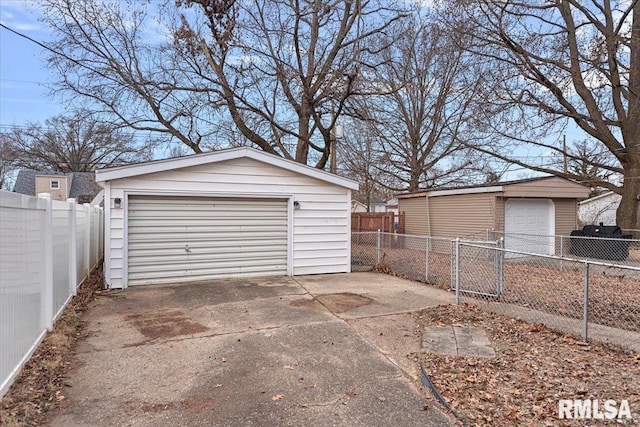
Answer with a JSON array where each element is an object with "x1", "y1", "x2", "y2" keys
[
  {"x1": 127, "y1": 196, "x2": 288, "y2": 285},
  {"x1": 504, "y1": 199, "x2": 555, "y2": 255}
]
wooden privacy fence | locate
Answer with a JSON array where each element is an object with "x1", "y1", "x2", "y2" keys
[{"x1": 352, "y1": 212, "x2": 404, "y2": 234}]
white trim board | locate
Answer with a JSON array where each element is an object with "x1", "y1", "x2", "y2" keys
[
  {"x1": 96, "y1": 147, "x2": 358, "y2": 190},
  {"x1": 427, "y1": 186, "x2": 503, "y2": 198}
]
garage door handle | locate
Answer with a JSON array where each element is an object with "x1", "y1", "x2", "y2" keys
[{"x1": 185, "y1": 244, "x2": 191, "y2": 253}]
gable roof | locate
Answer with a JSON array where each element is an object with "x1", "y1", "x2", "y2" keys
[
  {"x1": 13, "y1": 170, "x2": 101, "y2": 200},
  {"x1": 95, "y1": 147, "x2": 359, "y2": 190},
  {"x1": 13, "y1": 169, "x2": 41, "y2": 195},
  {"x1": 398, "y1": 175, "x2": 589, "y2": 199},
  {"x1": 578, "y1": 191, "x2": 620, "y2": 205},
  {"x1": 69, "y1": 173, "x2": 102, "y2": 200}
]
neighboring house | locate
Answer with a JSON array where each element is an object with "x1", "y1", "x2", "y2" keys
[
  {"x1": 578, "y1": 191, "x2": 620, "y2": 226},
  {"x1": 386, "y1": 198, "x2": 399, "y2": 216},
  {"x1": 351, "y1": 197, "x2": 387, "y2": 213},
  {"x1": 398, "y1": 176, "x2": 590, "y2": 255},
  {"x1": 369, "y1": 197, "x2": 387, "y2": 213},
  {"x1": 96, "y1": 147, "x2": 358, "y2": 288},
  {"x1": 13, "y1": 169, "x2": 101, "y2": 203},
  {"x1": 351, "y1": 200, "x2": 367, "y2": 212}
]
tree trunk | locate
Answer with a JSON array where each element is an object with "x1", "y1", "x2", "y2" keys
[
  {"x1": 296, "y1": 113, "x2": 310, "y2": 164},
  {"x1": 407, "y1": 172, "x2": 420, "y2": 193},
  {"x1": 616, "y1": 167, "x2": 640, "y2": 230}
]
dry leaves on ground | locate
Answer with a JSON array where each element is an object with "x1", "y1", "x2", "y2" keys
[
  {"x1": 0, "y1": 269, "x2": 104, "y2": 427},
  {"x1": 413, "y1": 304, "x2": 639, "y2": 427}
]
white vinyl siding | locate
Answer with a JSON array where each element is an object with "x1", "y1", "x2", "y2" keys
[
  {"x1": 104, "y1": 156, "x2": 352, "y2": 287},
  {"x1": 127, "y1": 196, "x2": 288, "y2": 285}
]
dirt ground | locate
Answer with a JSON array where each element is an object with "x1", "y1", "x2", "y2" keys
[
  {"x1": 413, "y1": 304, "x2": 640, "y2": 426},
  {"x1": 0, "y1": 269, "x2": 103, "y2": 427},
  {"x1": 354, "y1": 243, "x2": 640, "y2": 332}
]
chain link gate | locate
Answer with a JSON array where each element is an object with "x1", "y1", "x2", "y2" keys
[{"x1": 453, "y1": 238, "x2": 504, "y2": 301}]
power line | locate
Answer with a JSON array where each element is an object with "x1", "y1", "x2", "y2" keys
[
  {"x1": 0, "y1": 23, "x2": 121, "y2": 86},
  {"x1": 0, "y1": 78, "x2": 44, "y2": 85}
]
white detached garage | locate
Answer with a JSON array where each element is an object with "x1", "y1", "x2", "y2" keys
[{"x1": 96, "y1": 147, "x2": 358, "y2": 288}]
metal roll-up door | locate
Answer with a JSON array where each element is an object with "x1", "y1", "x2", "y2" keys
[{"x1": 127, "y1": 196, "x2": 288, "y2": 285}]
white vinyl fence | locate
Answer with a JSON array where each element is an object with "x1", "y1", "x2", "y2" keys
[{"x1": 0, "y1": 191, "x2": 103, "y2": 397}]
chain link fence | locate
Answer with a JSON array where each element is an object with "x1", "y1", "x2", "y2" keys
[
  {"x1": 455, "y1": 241, "x2": 640, "y2": 348},
  {"x1": 353, "y1": 231, "x2": 640, "y2": 348},
  {"x1": 351, "y1": 231, "x2": 495, "y2": 290},
  {"x1": 488, "y1": 230, "x2": 640, "y2": 268}
]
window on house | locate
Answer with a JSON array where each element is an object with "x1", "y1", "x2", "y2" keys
[{"x1": 50, "y1": 180, "x2": 60, "y2": 189}]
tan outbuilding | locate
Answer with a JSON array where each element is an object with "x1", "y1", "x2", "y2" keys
[{"x1": 398, "y1": 176, "x2": 591, "y2": 242}]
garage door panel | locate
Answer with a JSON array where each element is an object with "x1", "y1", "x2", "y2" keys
[
  {"x1": 129, "y1": 248, "x2": 288, "y2": 263},
  {"x1": 128, "y1": 212, "x2": 288, "y2": 221},
  {"x1": 128, "y1": 224, "x2": 287, "y2": 234},
  {"x1": 128, "y1": 237, "x2": 288, "y2": 251},
  {"x1": 129, "y1": 265, "x2": 287, "y2": 285},
  {"x1": 127, "y1": 196, "x2": 288, "y2": 285},
  {"x1": 128, "y1": 228, "x2": 287, "y2": 242},
  {"x1": 129, "y1": 256, "x2": 288, "y2": 273},
  {"x1": 505, "y1": 199, "x2": 554, "y2": 255},
  {"x1": 129, "y1": 260, "x2": 287, "y2": 276}
]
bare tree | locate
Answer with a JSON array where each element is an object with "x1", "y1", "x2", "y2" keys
[
  {"x1": 0, "y1": 134, "x2": 16, "y2": 190},
  {"x1": 354, "y1": 13, "x2": 486, "y2": 192},
  {"x1": 338, "y1": 120, "x2": 395, "y2": 209},
  {"x1": 39, "y1": 0, "x2": 407, "y2": 168},
  {"x1": 565, "y1": 140, "x2": 620, "y2": 196},
  {"x1": 441, "y1": 0, "x2": 640, "y2": 228},
  {"x1": 41, "y1": 0, "x2": 217, "y2": 154},
  {"x1": 5, "y1": 111, "x2": 152, "y2": 172},
  {"x1": 176, "y1": 0, "x2": 407, "y2": 167}
]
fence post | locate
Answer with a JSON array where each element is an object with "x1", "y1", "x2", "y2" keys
[
  {"x1": 84, "y1": 203, "x2": 91, "y2": 275},
  {"x1": 560, "y1": 236, "x2": 564, "y2": 272},
  {"x1": 425, "y1": 236, "x2": 430, "y2": 283},
  {"x1": 496, "y1": 237, "x2": 505, "y2": 299},
  {"x1": 376, "y1": 229, "x2": 381, "y2": 264},
  {"x1": 583, "y1": 261, "x2": 590, "y2": 342},
  {"x1": 100, "y1": 209, "x2": 105, "y2": 260},
  {"x1": 455, "y1": 238, "x2": 461, "y2": 304},
  {"x1": 38, "y1": 193, "x2": 54, "y2": 331},
  {"x1": 92, "y1": 207, "x2": 99, "y2": 266},
  {"x1": 67, "y1": 198, "x2": 77, "y2": 296}
]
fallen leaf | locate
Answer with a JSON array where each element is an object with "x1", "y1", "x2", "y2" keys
[
  {"x1": 283, "y1": 365, "x2": 296, "y2": 370},
  {"x1": 271, "y1": 394, "x2": 284, "y2": 401}
]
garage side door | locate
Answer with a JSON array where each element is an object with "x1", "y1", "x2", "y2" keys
[
  {"x1": 504, "y1": 199, "x2": 555, "y2": 255},
  {"x1": 127, "y1": 196, "x2": 288, "y2": 285}
]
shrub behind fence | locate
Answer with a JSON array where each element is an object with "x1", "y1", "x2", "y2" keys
[{"x1": 0, "y1": 191, "x2": 103, "y2": 397}]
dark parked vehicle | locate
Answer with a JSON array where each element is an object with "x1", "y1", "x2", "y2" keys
[{"x1": 569, "y1": 223, "x2": 632, "y2": 261}]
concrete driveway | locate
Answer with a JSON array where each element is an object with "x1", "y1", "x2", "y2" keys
[{"x1": 48, "y1": 272, "x2": 456, "y2": 427}]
